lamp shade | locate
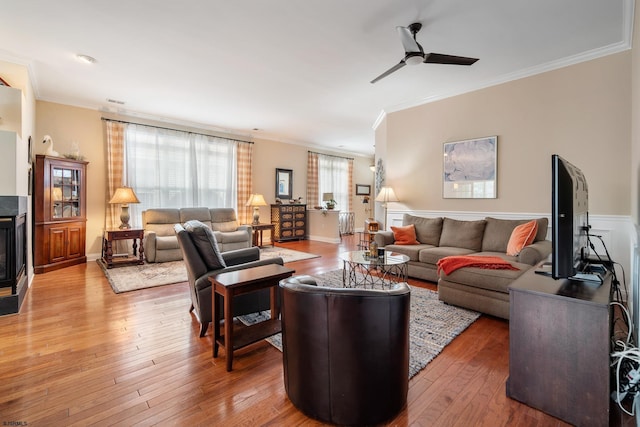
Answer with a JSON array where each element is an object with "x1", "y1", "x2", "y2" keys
[
  {"x1": 322, "y1": 192, "x2": 334, "y2": 202},
  {"x1": 109, "y1": 186, "x2": 140, "y2": 205},
  {"x1": 245, "y1": 193, "x2": 267, "y2": 207},
  {"x1": 109, "y1": 186, "x2": 139, "y2": 229},
  {"x1": 375, "y1": 187, "x2": 398, "y2": 204}
]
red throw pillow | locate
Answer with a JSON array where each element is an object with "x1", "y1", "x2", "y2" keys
[
  {"x1": 506, "y1": 220, "x2": 538, "y2": 256},
  {"x1": 391, "y1": 224, "x2": 420, "y2": 245}
]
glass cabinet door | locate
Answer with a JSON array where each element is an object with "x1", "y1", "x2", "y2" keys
[{"x1": 51, "y1": 166, "x2": 81, "y2": 219}]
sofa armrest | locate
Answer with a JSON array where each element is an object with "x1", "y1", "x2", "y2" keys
[
  {"x1": 237, "y1": 224, "x2": 252, "y2": 241},
  {"x1": 144, "y1": 231, "x2": 157, "y2": 262},
  {"x1": 374, "y1": 231, "x2": 395, "y2": 247},
  {"x1": 221, "y1": 246, "x2": 261, "y2": 266},
  {"x1": 518, "y1": 240, "x2": 552, "y2": 266}
]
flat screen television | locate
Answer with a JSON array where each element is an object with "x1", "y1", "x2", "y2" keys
[{"x1": 551, "y1": 154, "x2": 593, "y2": 281}]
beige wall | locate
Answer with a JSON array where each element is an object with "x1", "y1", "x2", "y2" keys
[
  {"x1": 377, "y1": 52, "x2": 632, "y2": 217},
  {"x1": 35, "y1": 102, "x2": 106, "y2": 256},
  {"x1": 35, "y1": 102, "x2": 374, "y2": 258},
  {"x1": 252, "y1": 137, "x2": 374, "y2": 226}
]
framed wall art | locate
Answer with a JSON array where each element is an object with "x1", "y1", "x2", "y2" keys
[
  {"x1": 443, "y1": 136, "x2": 497, "y2": 199},
  {"x1": 355, "y1": 184, "x2": 371, "y2": 195},
  {"x1": 275, "y1": 168, "x2": 293, "y2": 199}
]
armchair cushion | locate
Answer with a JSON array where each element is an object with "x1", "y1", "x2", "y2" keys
[{"x1": 184, "y1": 220, "x2": 226, "y2": 270}]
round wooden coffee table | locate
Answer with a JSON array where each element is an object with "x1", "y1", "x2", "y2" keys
[{"x1": 339, "y1": 250, "x2": 409, "y2": 288}]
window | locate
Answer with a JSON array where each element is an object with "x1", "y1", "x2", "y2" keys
[
  {"x1": 318, "y1": 155, "x2": 351, "y2": 210},
  {"x1": 124, "y1": 124, "x2": 237, "y2": 225}
]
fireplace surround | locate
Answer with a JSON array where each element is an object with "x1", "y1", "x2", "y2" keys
[{"x1": 0, "y1": 196, "x2": 28, "y2": 315}]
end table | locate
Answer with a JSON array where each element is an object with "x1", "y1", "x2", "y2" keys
[
  {"x1": 102, "y1": 228, "x2": 145, "y2": 268},
  {"x1": 246, "y1": 223, "x2": 275, "y2": 248}
]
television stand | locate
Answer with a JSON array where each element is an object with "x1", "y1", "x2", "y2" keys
[{"x1": 507, "y1": 267, "x2": 613, "y2": 426}]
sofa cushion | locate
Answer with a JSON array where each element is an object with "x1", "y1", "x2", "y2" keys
[
  {"x1": 183, "y1": 220, "x2": 226, "y2": 270},
  {"x1": 391, "y1": 224, "x2": 420, "y2": 245},
  {"x1": 533, "y1": 217, "x2": 549, "y2": 242},
  {"x1": 145, "y1": 223, "x2": 179, "y2": 238},
  {"x1": 402, "y1": 214, "x2": 443, "y2": 246},
  {"x1": 143, "y1": 208, "x2": 181, "y2": 225},
  {"x1": 439, "y1": 218, "x2": 486, "y2": 251},
  {"x1": 214, "y1": 229, "x2": 249, "y2": 243},
  {"x1": 506, "y1": 220, "x2": 538, "y2": 256},
  {"x1": 384, "y1": 244, "x2": 434, "y2": 262},
  {"x1": 212, "y1": 221, "x2": 238, "y2": 232},
  {"x1": 418, "y1": 246, "x2": 477, "y2": 265},
  {"x1": 210, "y1": 208, "x2": 239, "y2": 223},
  {"x1": 439, "y1": 261, "x2": 530, "y2": 294},
  {"x1": 180, "y1": 207, "x2": 212, "y2": 224},
  {"x1": 482, "y1": 217, "x2": 549, "y2": 252}
]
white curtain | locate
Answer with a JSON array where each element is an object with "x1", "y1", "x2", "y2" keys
[
  {"x1": 125, "y1": 124, "x2": 237, "y2": 226},
  {"x1": 318, "y1": 155, "x2": 350, "y2": 211}
]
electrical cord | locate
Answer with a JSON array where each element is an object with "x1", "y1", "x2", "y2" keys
[{"x1": 611, "y1": 343, "x2": 640, "y2": 416}]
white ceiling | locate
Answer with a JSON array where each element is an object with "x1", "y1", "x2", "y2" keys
[{"x1": 0, "y1": 1, "x2": 632, "y2": 156}]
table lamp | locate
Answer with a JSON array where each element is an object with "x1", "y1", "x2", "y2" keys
[
  {"x1": 375, "y1": 186, "x2": 398, "y2": 229},
  {"x1": 322, "y1": 192, "x2": 336, "y2": 209},
  {"x1": 109, "y1": 186, "x2": 140, "y2": 229},
  {"x1": 246, "y1": 194, "x2": 267, "y2": 225}
]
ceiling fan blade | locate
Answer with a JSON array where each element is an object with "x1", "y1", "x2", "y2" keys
[
  {"x1": 423, "y1": 53, "x2": 479, "y2": 66},
  {"x1": 396, "y1": 26, "x2": 421, "y2": 53},
  {"x1": 370, "y1": 60, "x2": 406, "y2": 84}
]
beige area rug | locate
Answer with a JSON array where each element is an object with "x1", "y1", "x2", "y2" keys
[
  {"x1": 100, "y1": 246, "x2": 320, "y2": 294},
  {"x1": 239, "y1": 269, "x2": 481, "y2": 379}
]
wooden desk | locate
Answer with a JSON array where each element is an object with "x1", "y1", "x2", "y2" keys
[
  {"x1": 247, "y1": 223, "x2": 274, "y2": 247},
  {"x1": 102, "y1": 228, "x2": 144, "y2": 268},
  {"x1": 210, "y1": 264, "x2": 295, "y2": 371}
]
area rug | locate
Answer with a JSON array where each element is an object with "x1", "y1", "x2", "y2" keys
[
  {"x1": 239, "y1": 269, "x2": 481, "y2": 379},
  {"x1": 100, "y1": 247, "x2": 320, "y2": 293}
]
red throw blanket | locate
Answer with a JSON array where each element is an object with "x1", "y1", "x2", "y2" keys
[{"x1": 436, "y1": 255, "x2": 519, "y2": 276}]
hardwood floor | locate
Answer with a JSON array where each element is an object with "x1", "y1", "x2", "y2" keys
[{"x1": 0, "y1": 235, "x2": 574, "y2": 426}]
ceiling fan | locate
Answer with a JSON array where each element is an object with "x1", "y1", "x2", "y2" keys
[{"x1": 370, "y1": 22, "x2": 479, "y2": 84}]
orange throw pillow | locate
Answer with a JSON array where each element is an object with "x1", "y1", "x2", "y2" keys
[
  {"x1": 391, "y1": 224, "x2": 420, "y2": 245},
  {"x1": 506, "y1": 220, "x2": 539, "y2": 256}
]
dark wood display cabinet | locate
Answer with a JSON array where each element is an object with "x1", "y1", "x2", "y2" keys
[
  {"x1": 270, "y1": 204, "x2": 306, "y2": 242},
  {"x1": 34, "y1": 155, "x2": 89, "y2": 274}
]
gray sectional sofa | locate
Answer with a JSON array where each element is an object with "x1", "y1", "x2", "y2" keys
[
  {"x1": 142, "y1": 207, "x2": 252, "y2": 262},
  {"x1": 374, "y1": 214, "x2": 551, "y2": 319}
]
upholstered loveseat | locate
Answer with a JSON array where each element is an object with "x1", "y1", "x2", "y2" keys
[
  {"x1": 142, "y1": 207, "x2": 252, "y2": 262},
  {"x1": 374, "y1": 214, "x2": 551, "y2": 319}
]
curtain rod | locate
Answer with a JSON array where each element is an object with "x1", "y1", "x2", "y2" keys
[
  {"x1": 308, "y1": 150, "x2": 354, "y2": 161},
  {"x1": 101, "y1": 117, "x2": 254, "y2": 144}
]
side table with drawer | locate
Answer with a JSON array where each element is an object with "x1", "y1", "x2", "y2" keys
[{"x1": 102, "y1": 228, "x2": 145, "y2": 268}]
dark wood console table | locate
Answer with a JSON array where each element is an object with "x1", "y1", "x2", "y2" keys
[{"x1": 507, "y1": 266, "x2": 613, "y2": 426}]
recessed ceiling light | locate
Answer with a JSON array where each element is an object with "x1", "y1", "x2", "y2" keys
[{"x1": 76, "y1": 54, "x2": 97, "y2": 64}]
